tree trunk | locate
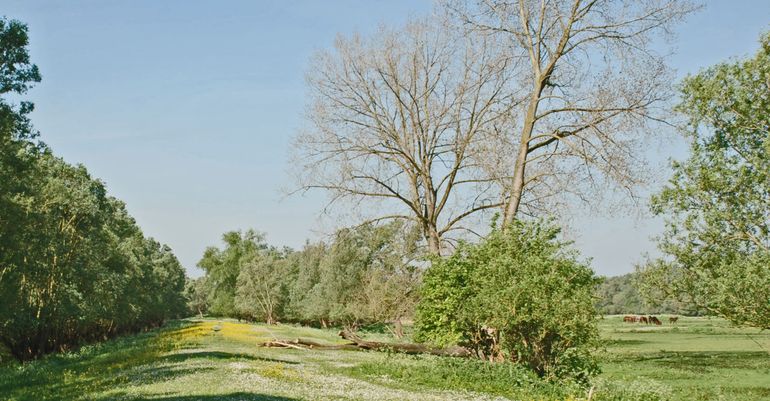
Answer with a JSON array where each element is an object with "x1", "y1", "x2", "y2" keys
[
  {"x1": 423, "y1": 221, "x2": 441, "y2": 255},
  {"x1": 339, "y1": 329, "x2": 471, "y2": 357},
  {"x1": 503, "y1": 82, "x2": 545, "y2": 227},
  {"x1": 426, "y1": 231, "x2": 441, "y2": 255},
  {"x1": 503, "y1": 142, "x2": 529, "y2": 226},
  {"x1": 394, "y1": 319, "x2": 404, "y2": 339},
  {"x1": 259, "y1": 332, "x2": 471, "y2": 358}
]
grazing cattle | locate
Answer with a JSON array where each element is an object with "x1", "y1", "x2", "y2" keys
[
  {"x1": 669, "y1": 316, "x2": 679, "y2": 324},
  {"x1": 623, "y1": 315, "x2": 635, "y2": 323},
  {"x1": 639, "y1": 316, "x2": 649, "y2": 324},
  {"x1": 649, "y1": 316, "x2": 662, "y2": 325}
]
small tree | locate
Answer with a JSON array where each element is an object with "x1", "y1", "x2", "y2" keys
[
  {"x1": 197, "y1": 230, "x2": 266, "y2": 318},
  {"x1": 185, "y1": 277, "x2": 210, "y2": 318},
  {"x1": 415, "y1": 219, "x2": 600, "y2": 382},
  {"x1": 235, "y1": 250, "x2": 289, "y2": 324}
]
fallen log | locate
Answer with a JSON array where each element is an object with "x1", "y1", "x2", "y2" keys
[
  {"x1": 338, "y1": 329, "x2": 471, "y2": 357},
  {"x1": 271, "y1": 341, "x2": 309, "y2": 351},
  {"x1": 258, "y1": 338, "x2": 359, "y2": 351},
  {"x1": 258, "y1": 332, "x2": 471, "y2": 358}
]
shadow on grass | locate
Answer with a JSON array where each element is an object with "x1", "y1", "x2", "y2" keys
[
  {"x1": 159, "y1": 351, "x2": 299, "y2": 365},
  {"x1": 0, "y1": 320, "x2": 205, "y2": 400},
  {"x1": 654, "y1": 351, "x2": 770, "y2": 371},
  {"x1": 614, "y1": 350, "x2": 770, "y2": 375},
  {"x1": 604, "y1": 339, "x2": 649, "y2": 346},
  {"x1": 107, "y1": 392, "x2": 297, "y2": 400},
  {"x1": 126, "y1": 365, "x2": 217, "y2": 383},
  {"x1": 735, "y1": 386, "x2": 770, "y2": 398}
]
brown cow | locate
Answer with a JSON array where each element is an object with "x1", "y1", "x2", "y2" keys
[
  {"x1": 623, "y1": 315, "x2": 635, "y2": 323},
  {"x1": 669, "y1": 316, "x2": 679, "y2": 324},
  {"x1": 639, "y1": 316, "x2": 649, "y2": 324},
  {"x1": 649, "y1": 316, "x2": 662, "y2": 325}
]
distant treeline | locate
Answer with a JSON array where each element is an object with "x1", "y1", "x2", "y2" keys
[
  {"x1": 187, "y1": 221, "x2": 422, "y2": 336},
  {"x1": 190, "y1": 227, "x2": 708, "y2": 332},
  {"x1": 595, "y1": 273, "x2": 700, "y2": 316},
  {"x1": 0, "y1": 18, "x2": 187, "y2": 361}
]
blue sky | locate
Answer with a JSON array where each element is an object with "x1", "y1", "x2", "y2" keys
[{"x1": 4, "y1": 1, "x2": 769, "y2": 277}]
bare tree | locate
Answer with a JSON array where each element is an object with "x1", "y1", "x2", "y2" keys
[
  {"x1": 447, "y1": 0, "x2": 697, "y2": 225},
  {"x1": 292, "y1": 18, "x2": 515, "y2": 254}
]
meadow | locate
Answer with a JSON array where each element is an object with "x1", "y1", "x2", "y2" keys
[{"x1": 1, "y1": 316, "x2": 768, "y2": 401}]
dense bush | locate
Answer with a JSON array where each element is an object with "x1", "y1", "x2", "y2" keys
[{"x1": 415, "y1": 219, "x2": 601, "y2": 382}]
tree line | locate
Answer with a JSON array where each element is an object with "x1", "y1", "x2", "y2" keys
[
  {"x1": 188, "y1": 221, "x2": 422, "y2": 336},
  {"x1": 595, "y1": 273, "x2": 700, "y2": 316},
  {"x1": 0, "y1": 18, "x2": 187, "y2": 361}
]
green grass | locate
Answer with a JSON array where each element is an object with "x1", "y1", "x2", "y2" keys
[
  {"x1": 598, "y1": 315, "x2": 770, "y2": 401},
  {"x1": 0, "y1": 316, "x2": 768, "y2": 400}
]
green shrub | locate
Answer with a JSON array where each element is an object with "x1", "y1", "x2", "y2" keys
[{"x1": 415, "y1": 219, "x2": 601, "y2": 383}]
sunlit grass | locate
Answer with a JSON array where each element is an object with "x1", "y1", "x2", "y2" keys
[
  {"x1": 598, "y1": 315, "x2": 770, "y2": 400},
  {"x1": 0, "y1": 317, "x2": 768, "y2": 400}
]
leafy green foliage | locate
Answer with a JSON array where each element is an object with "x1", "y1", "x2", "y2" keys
[
  {"x1": 0, "y1": 151, "x2": 188, "y2": 360},
  {"x1": 184, "y1": 276, "x2": 210, "y2": 317},
  {"x1": 641, "y1": 32, "x2": 770, "y2": 329},
  {"x1": 199, "y1": 221, "x2": 422, "y2": 332},
  {"x1": 197, "y1": 230, "x2": 267, "y2": 317},
  {"x1": 0, "y1": 17, "x2": 43, "y2": 312},
  {"x1": 0, "y1": 17, "x2": 187, "y2": 361},
  {"x1": 0, "y1": 18, "x2": 40, "y2": 95},
  {"x1": 288, "y1": 222, "x2": 422, "y2": 329},
  {"x1": 235, "y1": 248, "x2": 291, "y2": 324},
  {"x1": 415, "y1": 220, "x2": 601, "y2": 382}
]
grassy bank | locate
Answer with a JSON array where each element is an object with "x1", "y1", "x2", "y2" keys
[{"x1": 1, "y1": 316, "x2": 768, "y2": 400}]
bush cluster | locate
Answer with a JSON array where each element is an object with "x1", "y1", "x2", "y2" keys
[{"x1": 415, "y1": 220, "x2": 601, "y2": 382}]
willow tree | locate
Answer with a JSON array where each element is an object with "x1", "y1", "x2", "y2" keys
[
  {"x1": 197, "y1": 230, "x2": 267, "y2": 317},
  {"x1": 447, "y1": 0, "x2": 696, "y2": 225},
  {"x1": 0, "y1": 17, "x2": 41, "y2": 296},
  {"x1": 293, "y1": 18, "x2": 514, "y2": 254}
]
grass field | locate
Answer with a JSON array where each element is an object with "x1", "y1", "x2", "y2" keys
[
  {"x1": 1, "y1": 316, "x2": 768, "y2": 400},
  {"x1": 598, "y1": 315, "x2": 770, "y2": 400}
]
